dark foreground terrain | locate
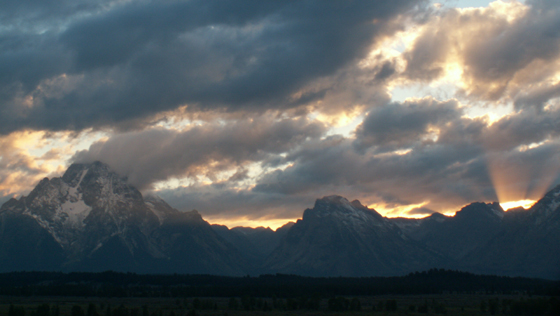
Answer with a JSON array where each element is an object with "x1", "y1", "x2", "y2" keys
[
  {"x1": 0, "y1": 270, "x2": 559, "y2": 316},
  {"x1": 2, "y1": 293, "x2": 560, "y2": 316}
]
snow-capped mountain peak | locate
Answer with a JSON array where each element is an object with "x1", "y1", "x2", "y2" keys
[
  {"x1": 300, "y1": 195, "x2": 393, "y2": 237},
  {"x1": 0, "y1": 161, "x2": 249, "y2": 275},
  {"x1": 7, "y1": 161, "x2": 163, "y2": 248},
  {"x1": 305, "y1": 195, "x2": 383, "y2": 222}
]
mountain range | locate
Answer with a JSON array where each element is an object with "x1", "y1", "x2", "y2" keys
[{"x1": 0, "y1": 161, "x2": 559, "y2": 279}]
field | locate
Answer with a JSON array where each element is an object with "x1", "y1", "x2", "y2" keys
[
  {"x1": 1, "y1": 294, "x2": 558, "y2": 316},
  {"x1": 0, "y1": 271, "x2": 558, "y2": 316}
]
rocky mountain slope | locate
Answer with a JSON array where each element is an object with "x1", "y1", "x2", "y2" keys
[
  {"x1": 0, "y1": 162, "x2": 247, "y2": 275},
  {"x1": 212, "y1": 222, "x2": 294, "y2": 267},
  {"x1": 0, "y1": 161, "x2": 559, "y2": 279},
  {"x1": 462, "y1": 186, "x2": 560, "y2": 279},
  {"x1": 393, "y1": 202, "x2": 505, "y2": 260},
  {"x1": 264, "y1": 196, "x2": 442, "y2": 277},
  {"x1": 264, "y1": 190, "x2": 560, "y2": 279}
]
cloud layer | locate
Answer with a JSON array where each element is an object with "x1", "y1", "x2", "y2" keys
[
  {"x1": 2, "y1": 0, "x2": 560, "y2": 224},
  {"x1": 0, "y1": 0, "x2": 421, "y2": 133}
]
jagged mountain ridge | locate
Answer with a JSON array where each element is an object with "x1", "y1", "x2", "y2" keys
[
  {"x1": 211, "y1": 222, "x2": 294, "y2": 267},
  {"x1": 264, "y1": 196, "x2": 443, "y2": 277},
  {"x1": 462, "y1": 185, "x2": 560, "y2": 279},
  {"x1": 385, "y1": 192, "x2": 560, "y2": 279},
  {"x1": 263, "y1": 191, "x2": 560, "y2": 278},
  {"x1": 0, "y1": 161, "x2": 559, "y2": 278},
  {"x1": 0, "y1": 162, "x2": 248, "y2": 275},
  {"x1": 398, "y1": 202, "x2": 506, "y2": 260}
]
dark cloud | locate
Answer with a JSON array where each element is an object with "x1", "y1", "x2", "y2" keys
[
  {"x1": 253, "y1": 99, "x2": 560, "y2": 213},
  {"x1": 407, "y1": 207, "x2": 434, "y2": 216},
  {"x1": 485, "y1": 139, "x2": 560, "y2": 201},
  {"x1": 50, "y1": 92, "x2": 560, "y2": 219},
  {"x1": 374, "y1": 61, "x2": 398, "y2": 82},
  {"x1": 0, "y1": 0, "x2": 119, "y2": 32},
  {"x1": 353, "y1": 98, "x2": 462, "y2": 152},
  {"x1": 0, "y1": 0, "x2": 422, "y2": 134},
  {"x1": 3, "y1": 0, "x2": 560, "y2": 223},
  {"x1": 463, "y1": 8, "x2": 560, "y2": 100},
  {"x1": 403, "y1": 26, "x2": 450, "y2": 81},
  {"x1": 514, "y1": 82, "x2": 560, "y2": 110},
  {"x1": 526, "y1": 0, "x2": 560, "y2": 13},
  {"x1": 353, "y1": 95, "x2": 560, "y2": 156},
  {"x1": 156, "y1": 183, "x2": 313, "y2": 220},
  {"x1": 156, "y1": 125, "x2": 560, "y2": 220},
  {"x1": 482, "y1": 107, "x2": 560, "y2": 151},
  {"x1": 253, "y1": 132, "x2": 494, "y2": 211},
  {"x1": 73, "y1": 115, "x2": 325, "y2": 189}
]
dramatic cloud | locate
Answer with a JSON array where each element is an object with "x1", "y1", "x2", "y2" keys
[
  {"x1": 0, "y1": 0, "x2": 422, "y2": 134},
  {"x1": 400, "y1": 0, "x2": 560, "y2": 106},
  {"x1": 73, "y1": 115, "x2": 326, "y2": 189},
  {"x1": 0, "y1": 131, "x2": 69, "y2": 200},
  {"x1": 2, "y1": 0, "x2": 560, "y2": 225},
  {"x1": 407, "y1": 207, "x2": 435, "y2": 216},
  {"x1": 252, "y1": 98, "x2": 560, "y2": 215},
  {"x1": 157, "y1": 183, "x2": 311, "y2": 224},
  {"x1": 354, "y1": 98, "x2": 462, "y2": 152}
]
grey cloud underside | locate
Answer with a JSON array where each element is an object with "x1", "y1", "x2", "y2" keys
[
  {"x1": 253, "y1": 101, "x2": 560, "y2": 211},
  {"x1": 0, "y1": 0, "x2": 119, "y2": 32},
  {"x1": 71, "y1": 96, "x2": 560, "y2": 218},
  {"x1": 0, "y1": 0, "x2": 422, "y2": 134},
  {"x1": 253, "y1": 136, "x2": 496, "y2": 206},
  {"x1": 158, "y1": 185, "x2": 311, "y2": 220},
  {"x1": 73, "y1": 116, "x2": 325, "y2": 190},
  {"x1": 354, "y1": 98, "x2": 462, "y2": 152},
  {"x1": 3, "y1": 0, "x2": 560, "y2": 222},
  {"x1": 407, "y1": 207, "x2": 435, "y2": 215}
]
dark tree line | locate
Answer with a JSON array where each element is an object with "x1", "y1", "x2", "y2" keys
[
  {"x1": 5, "y1": 296, "x2": 560, "y2": 316},
  {"x1": 0, "y1": 269, "x2": 557, "y2": 298}
]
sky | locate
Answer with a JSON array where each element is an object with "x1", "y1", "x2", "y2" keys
[{"x1": 1, "y1": 0, "x2": 560, "y2": 229}]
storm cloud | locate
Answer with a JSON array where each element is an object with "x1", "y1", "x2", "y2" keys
[
  {"x1": 0, "y1": 0, "x2": 422, "y2": 134},
  {"x1": 354, "y1": 98, "x2": 462, "y2": 152},
  {"x1": 2, "y1": 0, "x2": 560, "y2": 224},
  {"x1": 73, "y1": 115, "x2": 325, "y2": 189},
  {"x1": 251, "y1": 99, "x2": 560, "y2": 215}
]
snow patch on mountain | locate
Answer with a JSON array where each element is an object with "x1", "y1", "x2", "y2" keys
[
  {"x1": 146, "y1": 201, "x2": 165, "y2": 224},
  {"x1": 67, "y1": 169, "x2": 88, "y2": 199},
  {"x1": 60, "y1": 199, "x2": 91, "y2": 227},
  {"x1": 59, "y1": 169, "x2": 91, "y2": 227}
]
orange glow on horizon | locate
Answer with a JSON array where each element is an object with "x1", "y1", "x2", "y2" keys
[
  {"x1": 205, "y1": 216, "x2": 298, "y2": 231},
  {"x1": 365, "y1": 200, "x2": 431, "y2": 218},
  {"x1": 500, "y1": 199, "x2": 535, "y2": 211},
  {"x1": 203, "y1": 198, "x2": 539, "y2": 230}
]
